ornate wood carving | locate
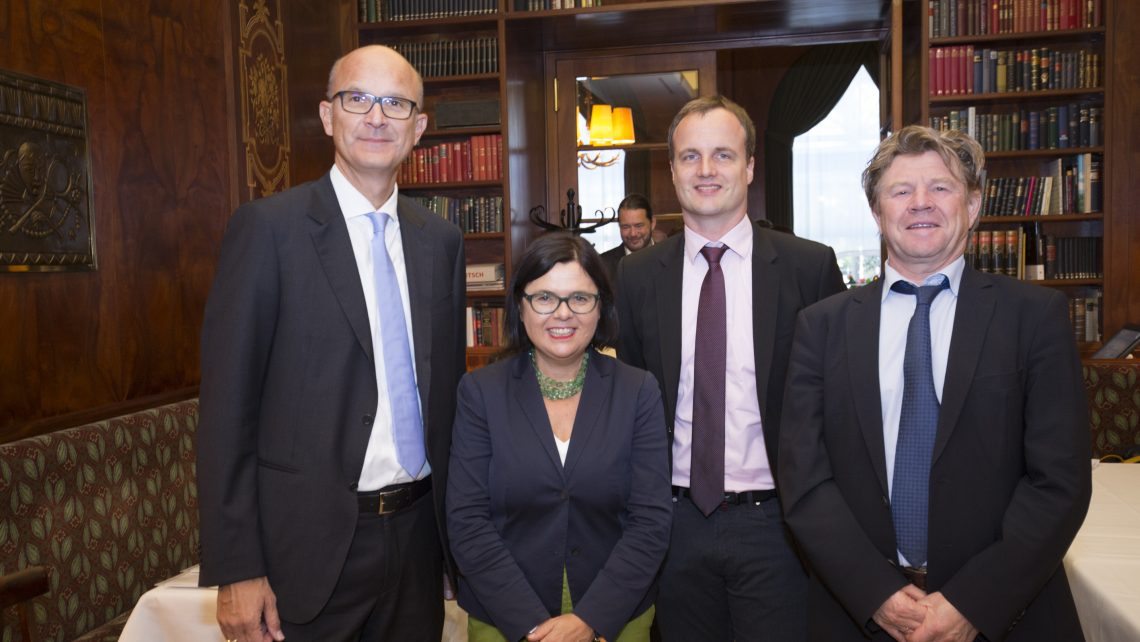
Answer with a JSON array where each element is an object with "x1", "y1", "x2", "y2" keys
[
  {"x1": 0, "y1": 70, "x2": 95, "y2": 271},
  {"x1": 238, "y1": 0, "x2": 290, "y2": 200}
]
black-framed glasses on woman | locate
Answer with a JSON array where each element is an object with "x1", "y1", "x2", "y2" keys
[
  {"x1": 522, "y1": 291, "x2": 600, "y2": 315},
  {"x1": 331, "y1": 91, "x2": 418, "y2": 119}
]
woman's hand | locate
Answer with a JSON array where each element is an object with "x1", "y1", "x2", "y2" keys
[{"x1": 526, "y1": 613, "x2": 596, "y2": 642}]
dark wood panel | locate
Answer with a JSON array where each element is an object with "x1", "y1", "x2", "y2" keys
[
  {"x1": 0, "y1": 0, "x2": 232, "y2": 441},
  {"x1": 1103, "y1": 0, "x2": 1140, "y2": 338}
]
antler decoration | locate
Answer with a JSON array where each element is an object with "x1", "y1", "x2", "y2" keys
[{"x1": 529, "y1": 188, "x2": 616, "y2": 235}]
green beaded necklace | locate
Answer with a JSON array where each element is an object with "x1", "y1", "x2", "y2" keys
[{"x1": 531, "y1": 349, "x2": 589, "y2": 400}]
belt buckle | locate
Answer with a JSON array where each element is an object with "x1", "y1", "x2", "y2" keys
[{"x1": 376, "y1": 488, "x2": 402, "y2": 515}]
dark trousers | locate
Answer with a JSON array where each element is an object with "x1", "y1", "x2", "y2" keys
[
  {"x1": 280, "y1": 491, "x2": 444, "y2": 642},
  {"x1": 656, "y1": 494, "x2": 807, "y2": 642}
]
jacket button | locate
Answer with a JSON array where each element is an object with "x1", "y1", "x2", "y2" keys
[
  {"x1": 571, "y1": 547, "x2": 580, "y2": 556},
  {"x1": 362, "y1": 414, "x2": 374, "y2": 426},
  {"x1": 560, "y1": 491, "x2": 569, "y2": 501},
  {"x1": 882, "y1": 496, "x2": 890, "y2": 507}
]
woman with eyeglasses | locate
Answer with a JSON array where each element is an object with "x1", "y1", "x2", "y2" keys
[{"x1": 447, "y1": 233, "x2": 671, "y2": 642}]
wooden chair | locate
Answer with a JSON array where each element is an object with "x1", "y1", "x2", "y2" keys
[{"x1": 0, "y1": 566, "x2": 49, "y2": 642}]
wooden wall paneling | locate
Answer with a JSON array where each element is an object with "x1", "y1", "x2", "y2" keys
[
  {"x1": 280, "y1": 0, "x2": 350, "y2": 187},
  {"x1": 232, "y1": 0, "x2": 291, "y2": 201},
  {"x1": 1104, "y1": 0, "x2": 1139, "y2": 337},
  {"x1": 506, "y1": 24, "x2": 547, "y2": 267},
  {"x1": 0, "y1": 0, "x2": 232, "y2": 441}
]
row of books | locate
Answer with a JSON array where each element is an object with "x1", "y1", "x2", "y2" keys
[
  {"x1": 359, "y1": 0, "x2": 497, "y2": 22},
  {"x1": 466, "y1": 305, "x2": 504, "y2": 348},
  {"x1": 398, "y1": 134, "x2": 503, "y2": 186},
  {"x1": 928, "y1": 0, "x2": 1102, "y2": 38},
  {"x1": 929, "y1": 46, "x2": 1099, "y2": 96},
  {"x1": 466, "y1": 262, "x2": 505, "y2": 292},
  {"x1": 1070, "y1": 293, "x2": 1101, "y2": 343},
  {"x1": 980, "y1": 157, "x2": 1102, "y2": 216},
  {"x1": 965, "y1": 229, "x2": 1100, "y2": 280},
  {"x1": 411, "y1": 195, "x2": 504, "y2": 233},
  {"x1": 514, "y1": 0, "x2": 603, "y2": 9},
  {"x1": 390, "y1": 37, "x2": 498, "y2": 79},
  {"x1": 931, "y1": 104, "x2": 1101, "y2": 151}
]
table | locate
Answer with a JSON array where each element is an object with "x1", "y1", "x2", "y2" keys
[
  {"x1": 119, "y1": 566, "x2": 469, "y2": 642},
  {"x1": 1064, "y1": 462, "x2": 1140, "y2": 642}
]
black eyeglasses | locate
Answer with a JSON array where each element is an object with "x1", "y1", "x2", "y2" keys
[
  {"x1": 330, "y1": 91, "x2": 418, "y2": 119},
  {"x1": 522, "y1": 291, "x2": 601, "y2": 315}
]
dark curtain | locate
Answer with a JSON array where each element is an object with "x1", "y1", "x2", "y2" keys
[{"x1": 763, "y1": 42, "x2": 880, "y2": 230}]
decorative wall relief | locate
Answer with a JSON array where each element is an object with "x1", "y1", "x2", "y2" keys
[
  {"x1": 238, "y1": 0, "x2": 291, "y2": 200},
  {"x1": 0, "y1": 70, "x2": 95, "y2": 271}
]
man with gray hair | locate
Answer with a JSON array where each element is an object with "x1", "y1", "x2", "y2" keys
[{"x1": 779, "y1": 125, "x2": 1090, "y2": 641}]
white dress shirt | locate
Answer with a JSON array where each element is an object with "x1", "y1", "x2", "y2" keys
[{"x1": 330, "y1": 165, "x2": 427, "y2": 490}]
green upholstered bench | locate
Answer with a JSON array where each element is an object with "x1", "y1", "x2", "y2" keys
[{"x1": 0, "y1": 398, "x2": 199, "y2": 642}]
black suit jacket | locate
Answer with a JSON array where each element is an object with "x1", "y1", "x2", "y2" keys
[
  {"x1": 196, "y1": 174, "x2": 466, "y2": 621},
  {"x1": 615, "y1": 221, "x2": 845, "y2": 472},
  {"x1": 447, "y1": 352, "x2": 672, "y2": 641},
  {"x1": 778, "y1": 268, "x2": 1091, "y2": 641},
  {"x1": 600, "y1": 244, "x2": 625, "y2": 287}
]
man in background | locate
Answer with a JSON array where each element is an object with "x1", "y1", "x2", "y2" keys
[
  {"x1": 616, "y1": 95, "x2": 845, "y2": 641},
  {"x1": 600, "y1": 192, "x2": 656, "y2": 283},
  {"x1": 197, "y1": 45, "x2": 465, "y2": 642},
  {"x1": 779, "y1": 125, "x2": 1090, "y2": 641}
]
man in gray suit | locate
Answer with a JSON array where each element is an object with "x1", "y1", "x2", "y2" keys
[{"x1": 197, "y1": 45, "x2": 465, "y2": 642}]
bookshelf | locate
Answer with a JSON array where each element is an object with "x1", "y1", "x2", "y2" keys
[
  {"x1": 921, "y1": 0, "x2": 1109, "y2": 345},
  {"x1": 355, "y1": 5, "x2": 510, "y2": 368}
]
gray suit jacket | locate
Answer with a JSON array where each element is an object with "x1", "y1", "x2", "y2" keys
[{"x1": 197, "y1": 174, "x2": 466, "y2": 621}]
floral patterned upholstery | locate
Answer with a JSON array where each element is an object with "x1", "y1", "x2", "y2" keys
[
  {"x1": 0, "y1": 398, "x2": 199, "y2": 642},
  {"x1": 1084, "y1": 361, "x2": 1140, "y2": 459}
]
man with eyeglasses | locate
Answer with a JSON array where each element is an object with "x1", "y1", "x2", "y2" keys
[{"x1": 198, "y1": 45, "x2": 465, "y2": 642}]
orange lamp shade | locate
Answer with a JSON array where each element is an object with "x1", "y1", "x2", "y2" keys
[
  {"x1": 589, "y1": 104, "x2": 613, "y2": 146},
  {"x1": 611, "y1": 107, "x2": 635, "y2": 145}
]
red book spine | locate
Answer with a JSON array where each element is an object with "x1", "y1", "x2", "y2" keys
[
  {"x1": 966, "y1": 45, "x2": 975, "y2": 94},
  {"x1": 935, "y1": 47, "x2": 946, "y2": 96}
]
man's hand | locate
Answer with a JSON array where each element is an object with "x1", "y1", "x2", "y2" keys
[
  {"x1": 216, "y1": 576, "x2": 285, "y2": 642},
  {"x1": 526, "y1": 613, "x2": 595, "y2": 642},
  {"x1": 873, "y1": 584, "x2": 928, "y2": 642},
  {"x1": 909, "y1": 592, "x2": 978, "y2": 642}
]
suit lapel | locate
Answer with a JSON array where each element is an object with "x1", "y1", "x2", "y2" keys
[
  {"x1": 933, "y1": 267, "x2": 995, "y2": 464},
  {"x1": 308, "y1": 175, "x2": 374, "y2": 361},
  {"x1": 396, "y1": 196, "x2": 434, "y2": 413},
  {"x1": 751, "y1": 223, "x2": 779, "y2": 420},
  {"x1": 562, "y1": 354, "x2": 610, "y2": 477},
  {"x1": 655, "y1": 237, "x2": 685, "y2": 423},
  {"x1": 511, "y1": 354, "x2": 566, "y2": 478},
  {"x1": 849, "y1": 281, "x2": 889, "y2": 495}
]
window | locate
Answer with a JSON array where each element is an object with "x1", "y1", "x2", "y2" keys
[{"x1": 792, "y1": 67, "x2": 881, "y2": 286}]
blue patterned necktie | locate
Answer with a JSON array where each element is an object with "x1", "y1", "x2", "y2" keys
[
  {"x1": 366, "y1": 211, "x2": 425, "y2": 478},
  {"x1": 890, "y1": 276, "x2": 949, "y2": 567},
  {"x1": 691, "y1": 245, "x2": 728, "y2": 517}
]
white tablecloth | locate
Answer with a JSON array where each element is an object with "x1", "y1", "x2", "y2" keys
[
  {"x1": 1064, "y1": 462, "x2": 1140, "y2": 642},
  {"x1": 118, "y1": 566, "x2": 468, "y2": 642}
]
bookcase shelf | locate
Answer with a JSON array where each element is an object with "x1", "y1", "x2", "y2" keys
[
  {"x1": 930, "y1": 26, "x2": 1104, "y2": 46},
  {"x1": 930, "y1": 87, "x2": 1103, "y2": 104},
  {"x1": 402, "y1": 179, "x2": 504, "y2": 190},
  {"x1": 922, "y1": 0, "x2": 1109, "y2": 342}
]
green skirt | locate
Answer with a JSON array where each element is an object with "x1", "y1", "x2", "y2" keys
[{"x1": 467, "y1": 569, "x2": 653, "y2": 642}]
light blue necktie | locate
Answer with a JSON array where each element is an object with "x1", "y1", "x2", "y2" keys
[
  {"x1": 890, "y1": 276, "x2": 949, "y2": 567},
  {"x1": 366, "y1": 211, "x2": 425, "y2": 478}
]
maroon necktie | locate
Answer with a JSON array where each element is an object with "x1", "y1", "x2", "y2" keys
[{"x1": 691, "y1": 245, "x2": 728, "y2": 516}]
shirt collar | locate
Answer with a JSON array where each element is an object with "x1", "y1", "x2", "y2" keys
[
  {"x1": 881, "y1": 256, "x2": 965, "y2": 303},
  {"x1": 683, "y1": 215, "x2": 754, "y2": 265},
  {"x1": 329, "y1": 164, "x2": 400, "y2": 224}
]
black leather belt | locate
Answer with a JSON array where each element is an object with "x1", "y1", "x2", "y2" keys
[
  {"x1": 358, "y1": 477, "x2": 431, "y2": 515},
  {"x1": 900, "y1": 566, "x2": 927, "y2": 590},
  {"x1": 671, "y1": 485, "x2": 777, "y2": 506}
]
